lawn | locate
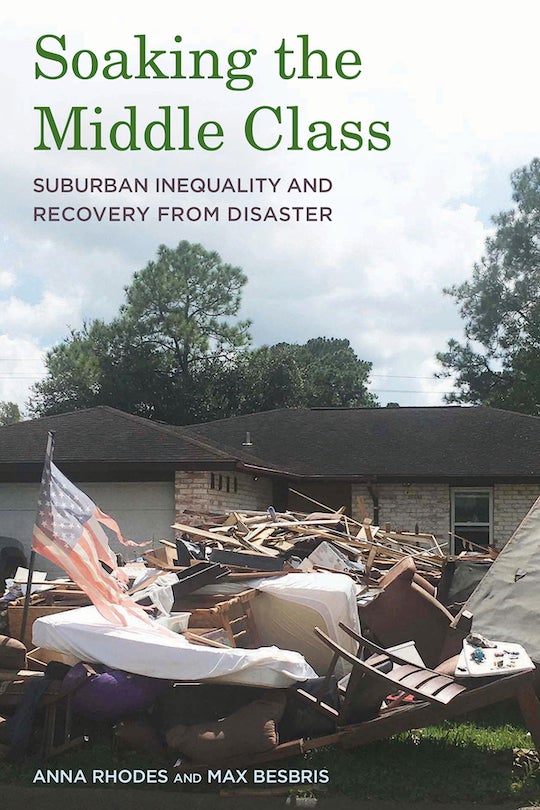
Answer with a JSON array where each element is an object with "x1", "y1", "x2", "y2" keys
[{"x1": 1, "y1": 702, "x2": 540, "y2": 804}]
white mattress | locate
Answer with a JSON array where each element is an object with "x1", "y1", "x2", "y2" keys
[{"x1": 32, "y1": 604, "x2": 317, "y2": 687}]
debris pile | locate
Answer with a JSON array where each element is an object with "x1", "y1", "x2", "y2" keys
[
  {"x1": 0, "y1": 503, "x2": 534, "y2": 773},
  {"x1": 156, "y1": 506, "x2": 449, "y2": 584}
]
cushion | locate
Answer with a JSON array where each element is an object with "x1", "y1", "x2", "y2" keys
[
  {"x1": 166, "y1": 692, "x2": 287, "y2": 763},
  {"x1": 435, "y1": 654, "x2": 460, "y2": 677},
  {"x1": 115, "y1": 720, "x2": 167, "y2": 758},
  {"x1": 0, "y1": 635, "x2": 26, "y2": 671},
  {"x1": 63, "y1": 664, "x2": 168, "y2": 722}
]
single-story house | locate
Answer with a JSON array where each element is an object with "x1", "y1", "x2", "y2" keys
[{"x1": 0, "y1": 404, "x2": 538, "y2": 574}]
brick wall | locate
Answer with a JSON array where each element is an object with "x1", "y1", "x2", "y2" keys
[
  {"x1": 493, "y1": 484, "x2": 540, "y2": 548},
  {"x1": 175, "y1": 470, "x2": 273, "y2": 520},
  {"x1": 351, "y1": 482, "x2": 450, "y2": 539},
  {"x1": 351, "y1": 481, "x2": 540, "y2": 549},
  {"x1": 174, "y1": 473, "x2": 539, "y2": 547}
]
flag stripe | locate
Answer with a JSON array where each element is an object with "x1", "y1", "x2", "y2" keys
[{"x1": 31, "y1": 436, "x2": 153, "y2": 628}]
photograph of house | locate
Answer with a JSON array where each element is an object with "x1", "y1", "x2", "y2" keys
[{"x1": 0, "y1": 404, "x2": 538, "y2": 575}]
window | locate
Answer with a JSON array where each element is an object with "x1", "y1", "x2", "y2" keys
[{"x1": 451, "y1": 488, "x2": 493, "y2": 553}]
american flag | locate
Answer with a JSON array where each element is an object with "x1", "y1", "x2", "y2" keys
[{"x1": 32, "y1": 432, "x2": 152, "y2": 627}]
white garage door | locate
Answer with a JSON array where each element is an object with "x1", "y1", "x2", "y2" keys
[{"x1": 0, "y1": 481, "x2": 175, "y2": 576}]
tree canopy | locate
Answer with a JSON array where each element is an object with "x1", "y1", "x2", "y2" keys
[
  {"x1": 30, "y1": 242, "x2": 376, "y2": 423},
  {"x1": 436, "y1": 158, "x2": 540, "y2": 414},
  {"x1": 237, "y1": 338, "x2": 376, "y2": 412},
  {"x1": 0, "y1": 401, "x2": 21, "y2": 425}
]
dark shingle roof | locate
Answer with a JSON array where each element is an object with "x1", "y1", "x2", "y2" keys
[
  {"x1": 1, "y1": 405, "x2": 539, "y2": 481},
  {"x1": 0, "y1": 406, "x2": 234, "y2": 465},
  {"x1": 181, "y1": 406, "x2": 540, "y2": 480}
]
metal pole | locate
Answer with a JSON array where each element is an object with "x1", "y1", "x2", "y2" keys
[
  {"x1": 18, "y1": 431, "x2": 55, "y2": 646},
  {"x1": 18, "y1": 549, "x2": 36, "y2": 645}
]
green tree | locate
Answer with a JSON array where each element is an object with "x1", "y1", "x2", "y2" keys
[
  {"x1": 0, "y1": 401, "x2": 21, "y2": 425},
  {"x1": 31, "y1": 242, "x2": 251, "y2": 422},
  {"x1": 238, "y1": 338, "x2": 376, "y2": 412},
  {"x1": 436, "y1": 158, "x2": 540, "y2": 414},
  {"x1": 30, "y1": 243, "x2": 377, "y2": 423},
  {"x1": 123, "y1": 241, "x2": 251, "y2": 376}
]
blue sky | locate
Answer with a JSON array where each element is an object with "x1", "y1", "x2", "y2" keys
[{"x1": 0, "y1": 1, "x2": 539, "y2": 413}]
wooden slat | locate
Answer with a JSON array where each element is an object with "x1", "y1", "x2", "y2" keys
[
  {"x1": 415, "y1": 675, "x2": 458, "y2": 698},
  {"x1": 313, "y1": 627, "x2": 450, "y2": 706},
  {"x1": 431, "y1": 682, "x2": 468, "y2": 703},
  {"x1": 398, "y1": 670, "x2": 441, "y2": 690},
  {"x1": 388, "y1": 664, "x2": 425, "y2": 681}
]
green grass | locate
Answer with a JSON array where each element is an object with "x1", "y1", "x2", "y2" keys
[{"x1": 1, "y1": 704, "x2": 540, "y2": 804}]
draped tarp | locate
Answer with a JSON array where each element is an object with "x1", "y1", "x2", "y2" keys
[
  {"x1": 465, "y1": 496, "x2": 540, "y2": 663},
  {"x1": 32, "y1": 604, "x2": 317, "y2": 687}
]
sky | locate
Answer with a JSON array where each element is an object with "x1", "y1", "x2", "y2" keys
[{"x1": 1, "y1": 0, "x2": 539, "y2": 413}]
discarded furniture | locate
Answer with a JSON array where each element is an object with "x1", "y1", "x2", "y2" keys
[
  {"x1": 8, "y1": 586, "x2": 89, "y2": 649},
  {"x1": 251, "y1": 572, "x2": 362, "y2": 677},
  {"x1": 358, "y1": 556, "x2": 455, "y2": 668},
  {"x1": 32, "y1": 604, "x2": 315, "y2": 687},
  {"x1": 173, "y1": 589, "x2": 260, "y2": 648},
  {"x1": 175, "y1": 621, "x2": 540, "y2": 770},
  {"x1": 298, "y1": 622, "x2": 540, "y2": 752}
]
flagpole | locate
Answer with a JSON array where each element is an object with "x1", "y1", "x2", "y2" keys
[{"x1": 19, "y1": 431, "x2": 55, "y2": 646}]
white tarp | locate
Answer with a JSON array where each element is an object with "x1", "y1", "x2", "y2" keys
[
  {"x1": 156, "y1": 571, "x2": 361, "y2": 677},
  {"x1": 32, "y1": 605, "x2": 317, "y2": 687},
  {"x1": 466, "y1": 495, "x2": 540, "y2": 663},
  {"x1": 251, "y1": 572, "x2": 361, "y2": 676}
]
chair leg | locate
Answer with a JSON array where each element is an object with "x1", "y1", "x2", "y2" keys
[{"x1": 516, "y1": 683, "x2": 540, "y2": 753}]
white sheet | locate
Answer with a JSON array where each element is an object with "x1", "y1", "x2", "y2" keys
[
  {"x1": 249, "y1": 572, "x2": 361, "y2": 676},
  {"x1": 253, "y1": 573, "x2": 361, "y2": 642},
  {"x1": 32, "y1": 605, "x2": 317, "y2": 687},
  {"x1": 174, "y1": 572, "x2": 362, "y2": 677}
]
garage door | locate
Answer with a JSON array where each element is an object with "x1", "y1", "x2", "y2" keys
[{"x1": 0, "y1": 481, "x2": 175, "y2": 576}]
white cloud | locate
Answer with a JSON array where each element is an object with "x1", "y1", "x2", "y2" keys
[
  {"x1": 0, "y1": 335, "x2": 46, "y2": 408},
  {"x1": 0, "y1": 271, "x2": 15, "y2": 290},
  {"x1": 0, "y1": 0, "x2": 538, "y2": 408},
  {"x1": 0, "y1": 291, "x2": 83, "y2": 338}
]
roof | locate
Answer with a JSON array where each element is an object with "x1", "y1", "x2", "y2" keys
[
  {"x1": 181, "y1": 406, "x2": 540, "y2": 481},
  {"x1": 0, "y1": 406, "x2": 234, "y2": 466},
  {"x1": 0, "y1": 404, "x2": 539, "y2": 482}
]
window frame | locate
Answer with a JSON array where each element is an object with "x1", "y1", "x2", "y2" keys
[{"x1": 450, "y1": 487, "x2": 493, "y2": 553}]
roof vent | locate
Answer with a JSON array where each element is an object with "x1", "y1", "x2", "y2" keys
[{"x1": 242, "y1": 431, "x2": 253, "y2": 447}]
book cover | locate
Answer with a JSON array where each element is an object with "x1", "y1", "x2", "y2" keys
[{"x1": 1, "y1": 0, "x2": 539, "y2": 805}]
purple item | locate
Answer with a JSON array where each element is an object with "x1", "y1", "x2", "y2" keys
[{"x1": 63, "y1": 664, "x2": 168, "y2": 721}]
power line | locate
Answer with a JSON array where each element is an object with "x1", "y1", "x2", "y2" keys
[
  {"x1": 370, "y1": 374, "x2": 444, "y2": 380},
  {"x1": 370, "y1": 388, "x2": 453, "y2": 394}
]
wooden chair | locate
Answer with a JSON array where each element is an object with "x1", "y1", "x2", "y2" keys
[
  {"x1": 174, "y1": 621, "x2": 540, "y2": 772},
  {"x1": 0, "y1": 666, "x2": 89, "y2": 759},
  {"x1": 294, "y1": 622, "x2": 540, "y2": 753}
]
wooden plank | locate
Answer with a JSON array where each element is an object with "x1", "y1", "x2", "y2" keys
[
  {"x1": 172, "y1": 523, "x2": 233, "y2": 543},
  {"x1": 209, "y1": 548, "x2": 285, "y2": 572},
  {"x1": 236, "y1": 534, "x2": 279, "y2": 558},
  {"x1": 365, "y1": 544, "x2": 378, "y2": 577}
]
